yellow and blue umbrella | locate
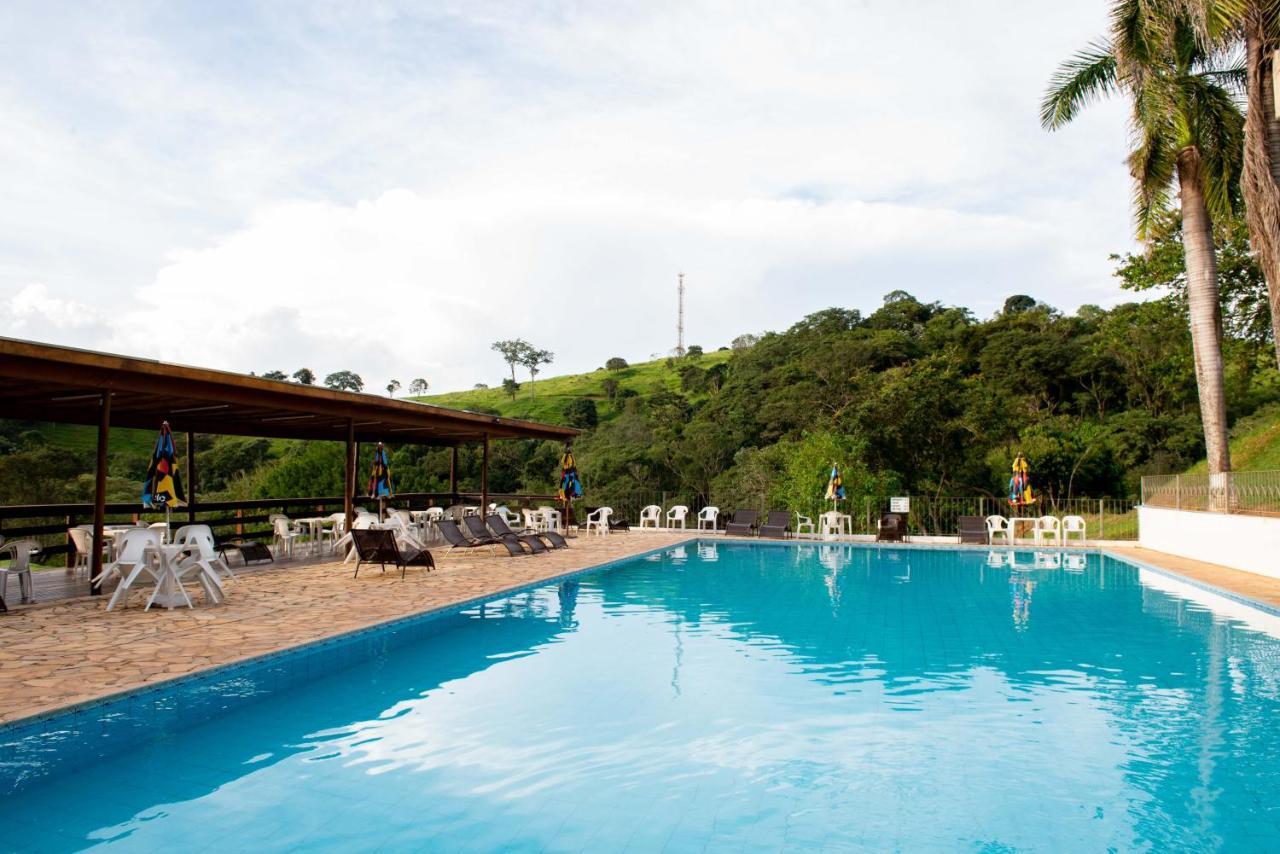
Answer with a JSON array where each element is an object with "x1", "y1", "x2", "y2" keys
[
  {"x1": 824, "y1": 463, "x2": 845, "y2": 507},
  {"x1": 142, "y1": 421, "x2": 186, "y2": 509},
  {"x1": 558, "y1": 448, "x2": 582, "y2": 500},
  {"x1": 367, "y1": 442, "x2": 394, "y2": 498},
  {"x1": 1008, "y1": 453, "x2": 1036, "y2": 507}
]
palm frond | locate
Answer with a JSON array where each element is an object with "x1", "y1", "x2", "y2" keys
[
  {"x1": 1041, "y1": 43, "x2": 1119, "y2": 129},
  {"x1": 1127, "y1": 119, "x2": 1178, "y2": 241},
  {"x1": 1184, "y1": 72, "x2": 1246, "y2": 220}
]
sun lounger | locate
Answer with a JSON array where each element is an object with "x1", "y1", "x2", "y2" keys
[
  {"x1": 488, "y1": 514, "x2": 567, "y2": 550},
  {"x1": 958, "y1": 515, "x2": 987, "y2": 544},
  {"x1": 216, "y1": 537, "x2": 274, "y2": 566},
  {"x1": 467, "y1": 514, "x2": 545, "y2": 553},
  {"x1": 724, "y1": 509, "x2": 760, "y2": 536},
  {"x1": 350, "y1": 528, "x2": 435, "y2": 579},
  {"x1": 438, "y1": 518, "x2": 523, "y2": 557},
  {"x1": 758, "y1": 511, "x2": 791, "y2": 539}
]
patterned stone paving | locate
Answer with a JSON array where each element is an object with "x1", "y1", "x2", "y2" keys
[{"x1": 0, "y1": 532, "x2": 693, "y2": 725}]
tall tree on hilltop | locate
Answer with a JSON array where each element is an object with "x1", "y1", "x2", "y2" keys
[
  {"x1": 521, "y1": 348, "x2": 554, "y2": 401},
  {"x1": 1042, "y1": 7, "x2": 1242, "y2": 476},
  {"x1": 492, "y1": 340, "x2": 531, "y2": 388}
]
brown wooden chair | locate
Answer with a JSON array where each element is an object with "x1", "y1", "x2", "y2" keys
[
  {"x1": 958, "y1": 515, "x2": 987, "y2": 544},
  {"x1": 876, "y1": 512, "x2": 907, "y2": 542}
]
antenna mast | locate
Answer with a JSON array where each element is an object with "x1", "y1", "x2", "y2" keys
[{"x1": 676, "y1": 272, "x2": 686, "y2": 357}]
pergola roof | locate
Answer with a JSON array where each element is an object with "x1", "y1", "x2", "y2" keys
[{"x1": 0, "y1": 337, "x2": 578, "y2": 445}]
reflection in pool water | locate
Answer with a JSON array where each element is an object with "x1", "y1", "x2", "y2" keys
[{"x1": 3, "y1": 544, "x2": 1280, "y2": 851}]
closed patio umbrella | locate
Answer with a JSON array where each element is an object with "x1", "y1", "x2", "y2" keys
[
  {"x1": 824, "y1": 463, "x2": 845, "y2": 510},
  {"x1": 143, "y1": 421, "x2": 187, "y2": 537},
  {"x1": 558, "y1": 447, "x2": 582, "y2": 529},
  {"x1": 367, "y1": 442, "x2": 394, "y2": 498},
  {"x1": 1008, "y1": 454, "x2": 1036, "y2": 507}
]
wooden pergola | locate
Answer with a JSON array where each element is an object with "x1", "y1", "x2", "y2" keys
[{"x1": 0, "y1": 337, "x2": 578, "y2": 585}]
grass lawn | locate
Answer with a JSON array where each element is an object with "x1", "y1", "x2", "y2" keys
[{"x1": 416, "y1": 350, "x2": 733, "y2": 424}]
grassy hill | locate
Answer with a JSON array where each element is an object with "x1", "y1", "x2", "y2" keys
[
  {"x1": 1185, "y1": 405, "x2": 1280, "y2": 474},
  {"x1": 417, "y1": 350, "x2": 733, "y2": 423}
]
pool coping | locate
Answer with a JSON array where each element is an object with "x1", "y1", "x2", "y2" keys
[
  {"x1": 0, "y1": 537, "x2": 700, "y2": 736},
  {"x1": 6, "y1": 534, "x2": 1277, "y2": 735}
]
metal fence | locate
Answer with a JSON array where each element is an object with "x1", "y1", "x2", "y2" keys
[
  {"x1": 585, "y1": 492, "x2": 1139, "y2": 540},
  {"x1": 1141, "y1": 471, "x2": 1280, "y2": 516}
]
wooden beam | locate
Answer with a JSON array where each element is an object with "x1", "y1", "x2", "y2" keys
[
  {"x1": 449, "y1": 446, "x2": 458, "y2": 502},
  {"x1": 90, "y1": 391, "x2": 110, "y2": 593},
  {"x1": 481, "y1": 434, "x2": 490, "y2": 513},
  {"x1": 344, "y1": 418, "x2": 355, "y2": 534},
  {"x1": 186, "y1": 431, "x2": 197, "y2": 523}
]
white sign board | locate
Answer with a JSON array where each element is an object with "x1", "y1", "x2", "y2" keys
[{"x1": 889, "y1": 497, "x2": 910, "y2": 513}]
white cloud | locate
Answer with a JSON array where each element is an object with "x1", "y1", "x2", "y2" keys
[{"x1": 0, "y1": 0, "x2": 1136, "y2": 391}]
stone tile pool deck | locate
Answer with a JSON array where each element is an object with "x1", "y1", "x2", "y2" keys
[{"x1": 1, "y1": 533, "x2": 1276, "y2": 728}]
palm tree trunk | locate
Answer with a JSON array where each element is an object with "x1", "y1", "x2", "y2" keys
[
  {"x1": 1178, "y1": 148, "x2": 1233, "y2": 479},
  {"x1": 1242, "y1": 28, "x2": 1280, "y2": 369}
]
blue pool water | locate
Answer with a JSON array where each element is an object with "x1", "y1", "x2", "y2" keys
[{"x1": 4, "y1": 541, "x2": 1280, "y2": 851}]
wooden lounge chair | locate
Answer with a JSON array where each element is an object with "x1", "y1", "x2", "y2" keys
[
  {"x1": 467, "y1": 514, "x2": 545, "y2": 553},
  {"x1": 488, "y1": 514, "x2": 568, "y2": 550},
  {"x1": 758, "y1": 511, "x2": 791, "y2": 539},
  {"x1": 958, "y1": 515, "x2": 987, "y2": 544},
  {"x1": 350, "y1": 528, "x2": 435, "y2": 579},
  {"x1": 437, "y1": 518, "x2": 523, "y2": 557},
  {"x1": 724, "y1": 509, "x2": 760, "y2": 536},
  {"x1": 876, "y1": 512, "x2": 907, "y2": 542}
]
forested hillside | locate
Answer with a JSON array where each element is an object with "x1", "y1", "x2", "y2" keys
[{"x1": 2, "y1": 213, "x2": 1275, "y2": 511}]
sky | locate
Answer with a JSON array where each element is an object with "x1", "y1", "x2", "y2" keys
[{"x1": 0, "y1": 0, "x2": 1133, "y2": 394}]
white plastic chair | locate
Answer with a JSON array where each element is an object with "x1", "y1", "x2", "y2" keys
[
  {"x1": 272, "y1": 516, "x2": 301, "y2": 558},
  {"x1": 1033, "y1": 516, "x2": 1062, "y2": 546},
  {"x1": 173, "y1": 524, "x2": 235, "y2": 581},
  {"x1": 97, "y1": 528, "x2": 164, "y2": 611},
  {"x1": 0, "y1": 540, "x2": 41, "y2": 605},
  {"x1": 638, "y1": 505, "x2": 662, "y2": 529},
  {"x1": 795, "y1": 513, "x2": 815, "y2": 538},
  {"x1": 494, "y1": 506, "x2": 522, "y2": 530},
  {"x1": 585, "y1": 507, "x2": 612, "y2": 536},
  {"x1": 523, "y1": 508, "x2": 547, "y2": 533},
  {"x1": 697, "y1": 506, "x2": 720, "y2": 531},
  {"x1": 986, "y1": 515, "x2": 1010, "y2": 545},
  {"x1": 666, "y1": 505, "x2": 689, "y2": 530},
  {"x1": 1062, "y1": 515, "x2": 1087, "y2": 545},
  {"x1": 540, "y1": 507, "x2": 563, "y2": 533},
  {"x1": 148, "y1": 521, "x2": 170, "y2": 544},
  {"x1": 67, "y1": 527, "x2": 99, "y2": 578}
]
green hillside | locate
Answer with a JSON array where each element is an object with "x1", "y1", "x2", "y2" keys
[
  {"x1": 417, "y1": 350, "x2": 733, "y2": 424},
  {"x1": 1185, "y1": 405, "x2": 1280, "y2": 474}
]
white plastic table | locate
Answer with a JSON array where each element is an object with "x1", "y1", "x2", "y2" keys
[{"x1": 1008, "y1": 517, "x2": 1038, "y2": 545}]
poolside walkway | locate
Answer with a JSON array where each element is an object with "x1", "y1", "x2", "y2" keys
[
  {"x1": 0, "y1": 532, "x2": 693, "y2": 726},
  {"x1": 1120, "y1": 546, "x2": 1280, "y2": 610}
]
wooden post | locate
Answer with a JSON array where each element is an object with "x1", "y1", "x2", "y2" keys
[
  {"x1": 186, "y1": 431, "x2": 197, "y2": 524},
  {"x1": 480, "y1": 434, "x2": 490, "y2": 512},
  {"x1": 65, "y1": 514, "x2": 75, "y2": 569},
  {"x1": 344, "y1": 418, "x2": 356, "y2": 533},
  {"x1": 449, "y1": 446, "x2": 458, "y2": 502},
  {"x1": 90, "y1": 391, "x2": 111, "y2": 593}
]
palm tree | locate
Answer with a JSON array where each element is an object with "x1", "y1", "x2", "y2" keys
[
  {"x1": 1042, "y1": 8, "x2": 1241, "y2": 476},
  {"x1": 1181, "y1": 0, "x2": 1280, "y2": 368}
]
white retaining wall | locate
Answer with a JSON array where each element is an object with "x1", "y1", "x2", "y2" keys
[{"x1": 1138, "y1": 505, "x2": 1280, "y2": 579}]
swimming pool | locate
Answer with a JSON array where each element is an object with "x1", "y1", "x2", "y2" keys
[{"x1": 4, "y1": 541, "x2": 1280, "y2": 851}]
